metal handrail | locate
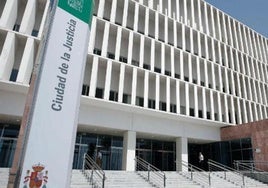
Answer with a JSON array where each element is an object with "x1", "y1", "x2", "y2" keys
[
  {"x1": 82, "y1": 153, "x2": 106, "y2": 188},
  {"x1": 233, "y1": 160, "x2": 268, "y2": 172},
  {"x1": 181, "y1": 160, "x2": 211, "y2": 187},
  {"x1": 208, "y1": 159, "x2": 244, "y2": 186},
  {"x1": 135, "y1": 156, "x2": 166, "y2": 188},
  {"x1": 233, "y1": 160, "x2": 268, "y2": 184}
]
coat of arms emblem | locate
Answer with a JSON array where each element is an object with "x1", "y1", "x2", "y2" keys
[
  {"x1": 68, "y1": 0, "x2": 84, "y2": 12},
  {"x1": 23, "y1": 163, "x2": 48, "y2": 188}
]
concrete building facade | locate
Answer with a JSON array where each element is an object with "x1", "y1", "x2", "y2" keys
[{"x1": 0, "y1": 0, "x2": 268, "y2": 171}]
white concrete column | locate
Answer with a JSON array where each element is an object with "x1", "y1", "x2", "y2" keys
[
  {"x1": 176, "y1": 0, "x2": 180, "y2": 21},
  {"x1": 122, "y1": 0, "x2": 129, "y2": 27},
  {"x1": 133, "y1": 3, "x2": 139, "y2": 32},
  {"x1": 204, "y1": 2, "x2": 209, "y2": 35},
  {"x1": 161, "y1": 43, "x2": 165, "y2": 75},
  {"x1": 104, "y1": 60, "x2": 113, "y2": 100},
  {"x1": 127, "y1": 32, "x2": 134, "y2": 65},
  {"x1": 242, "y1": 100, "x2": 248, "y2": 123},
  {"x1": 204, "y1": 60, "x2": 208, "y2": 88},
  {"x1": 101, "y1": 22, "x2": 110, "y2": 57},
  {"x1": 176, "y1": 80, "x2": 180, "y2": 114},
  {"x1": 223, "y1": 45, "x2": 229, "y2": 68},
  {"x1": 202, "y1": 88, "x2": 207, "y2": 119},
  {"x1": 211, "y1": 40, "x2": 216, "y2": 62},
  {"x1": 97, "y1": 0, "x2": 105, "y2": 18},
  {"x1": 144, "y1": 71, "x2": 149, "y2": 108},
  {"x1": 210, "y1": 90, "x2": 215, "y2": 121},
  {"x1": 118, "y1": 64, "x2": 125, "y2": 103},
  {"x1": 217, "y1": 92, "x2": 222, "y2": 122},
  {"x1": 230, "y1": 96, "x2": 235, "y2": 124},
  {"x1": 185, "y1": 83, "x2": 189, "y2": 116},
  {"x1": 155, "y1": 12, "x2": 159, "y2": 40},
  {"x1": 248, "y1": 102, "x2": 253, "y2": 122},
  {"x1": 224, "y1": 68, "x2": 229, "y2": 94},
  {"x1": 224, "y1": 95, "x2": 229, "y2": 123},
  {"x1": 115, "y1": 27, "x2": 122, "y2": 61},
  {"x1": 230, "y1": 71, "x2": 236, "y2": 96},
  {"x1": 139, "y1": 36, "x2": 145, "y2": 68},
  {"x1": 218, "y1": 66, "x2": 223, "y2": 93},
  {"x1": 0, "y1": 0, "x2": 17, "y2": 29},
  {"x1": 122, "y1": 131, "x2": 136, "y2": 171},
  {"x1": 190, "y1": 29, "x2": 194, "y2": 53},
  {"x1": 171, "y1": 47, "x2": 175, "y2": 78},
  {"x1": 190, "y1": 0, "x2": 195, "y2": 28},
  {"x1": 247, "y1": 28, "x2": 254, "y2": 57},
  {"x1": 238, "y1": 24, "x2": 244, "y2": 53},
  {"x1": 131, "y1": 68, "x2": 137, "y2": 105},
  {"x1": 144, "y1": 7, "x2": 149, "y2": 36},
  {"x1": 242, "y1": 75, "x2": 247, "y2": 99},
  {"x1": 110, "y1": 0, "x2": 117, "y2": 23},
  {"x1": 253, "y1": 103, "x2": 258, "y2": 121},
  {"x1": 227, "y1": 16, "x2": 234, "y2": 47},
  {"x1": 37, "y1": 0, "x2": 49, "y2": 38},
  {"x1": 150, "y1": 40, "x2": 155, "y2": 71},
  {"x1": 180, "y1": 51, "x2": 184, "y2": 80},
  {"x1": 155, "y1": 74, "x2": 160, "y2": 110},
  {"x1": 204, "y1": 36, "x2": 209, "y2": 60},
  {"x1": 188, "y1": 55, "x2": 192, "y2": 83},
  {"x1": 183, "y1": 0, "x2": 187, "y2": 24},
  {"x1": 237, "y1": 98, "x2": 242, "y2": 124},
  {"x1": 173, "y1": 19, "x2": 177, "y2": 48},
  {"x1": 166, "y1": 77, "x2": 170, "y2": 112},
  {"x1": 176, "y1": 137, "x2": 188, "y2": 171},
  {"x1": 222, "y1": 12, "x2": 228, "y2": 44},
  {"x1": 197, "y1": 0, "x2": 202, "y2": 31},
  {"x1": 0, "y1": 32, "x2": 15, "y2": 81},
  {"x1": 16, "y1": 38, "x2": 35, "y2": 84},
  {"x1": 182, "y1": 25, "x2": 186, "y2": 51},
  {"x1": 19, "y1": 0, "x2": 36, "y2": 35},
  {"x1": 159, "y1": 0, "x2": 163, "y2": 13},
  {"x1": 194, "y1": 85, "x2": 198, "y2": 118},
  {"x1": 148, "y1": 0, "x2": 153, "y2": 9},
  {"x1": 89, "y1": 57, "x2": 99, "y2": 97},
  {"x1": 216, "y1": 10, "x2": 222, "y2": 41},
  {"x1": 232, "y1": 20, "x2": 239, "y2": 49},
  {"x1": 168, "y1": 0, "x2": 171, "y2": 17},
  {"x1": 164, "y1": 15, "x2": 168, "y2": 43},
  {"x1": 211, "y1": 62, "x2": 216, "y2": 90},
  {"x1": 256, "y1": 35, "x2": 263, "y2": 62},
  {"x1": 242, "y1": 26, "x2": 249, "y2": 55},
  {"x1": 197, "y1": 58, "x2": 201, "y2": 85},
  {"x1": 88, "y1": 17, "x2": 97, "y2": 54},
  {"x1": 197, "y1": 32, "x2": 201, "y2": 57},
  {"x1": 210, "y1": 6, "x2": 216, "y2": 38}
]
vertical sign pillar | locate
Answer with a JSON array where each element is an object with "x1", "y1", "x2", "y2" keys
[{"x1": 17, "y1": 0, "x2": 94, "y2": 187}]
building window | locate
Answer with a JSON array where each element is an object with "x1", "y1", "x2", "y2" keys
[
  {"x1": 82, "y1": 84, "x2": 89, "y2": 96},
  {"x1": 93, "y1": 48, "x2": 102, "y2": 55},
  {"x1": 131, "y1": 60, "x2": 139, "y2": 67},
  {"x1": 160, "y1": 102, "x2": 166, "y2": 111},
  {"x1": 31, "y1": 29, "x2": 39, "y2": 37},
  {"x1": 13, "y1": 24, "x2": 20, "y2": 32},
  {"x1": 154, "y1": 67, "x2": 161, "y2": 73},
  {"x1": 119, "y1": 56, "x2": 128, "y2": 63},
  {"x1": 95, "y1": 88, "x2": 103, "y2": 99},
  {"x1": 123, "y1": 94, "x2": 131, "y2": 104},
  {"x1": 148, "y1": 99, "x2": 155, "y2": 109},
  {"x1": 109, "y1": 91, "x2": 118, "y2": 101},
  {"x1": 9, "y1": 69, "x2": 18, "y2": 82},
  {"x1": 136, "y1": 97, "x2": 144, "y2": 107},
  {"x1": 170, "y1": 104, "x2": 177, "y2": 113},
  {"x1": 107, "y1": 52, "x2": 115, "y2": 59},
  {"x1": 143, "y1": 64, "x2": 150, "y2": 70},
  {"x1": 190, "y1": 108, "x2": 195, "y2": 117}
]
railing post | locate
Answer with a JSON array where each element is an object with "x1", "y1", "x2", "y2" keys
[
  {"x1": 190, "y1": 165, "x2": 193, "y2": 180},
  {"x1": 224, "y1": 170, "x2": 226, "y2": 180},
  {"x1": 164, "y1": 174, "x2": 166, "y2": 187},
  {"x1": 242, "y1": 173, "x2": 245, "y2": 186},
  {"x1": 102, "y1": 174, "x2": 105, "y2": 188},
  {"x1": 209, "y1": 172, "x2": 211, "y2": 186},
  {"x1": 82, "y1": 153, "x2": 86, "y2": 172},
  {"x1": 148, "y1": 164, "x2": 150, "y2": 181}
]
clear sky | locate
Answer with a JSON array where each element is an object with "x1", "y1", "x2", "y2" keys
[{"x1": 205, "y1": 0, "x2": 268, "y2": 38}]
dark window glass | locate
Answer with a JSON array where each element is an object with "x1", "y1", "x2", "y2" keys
[
  {"x1": 31, "y1": 29, "x2": 39, "y2": 37},
  {"x1": 95, "y1": 88, "x2": 103, "y2": 99},
  {"x1": 2, "y1": 126, "x2": 19, "y2": 138},
  {"x1": 82, "y1": 85, "x2": 89, "y2": 95},
  {"x1": 148, "y1": 99, "x2": 155, "y2": 109},
  {"x1": 231, "y1": 139, "x2": 241, "y2": 150},
  {"x1": 107, "y1": 52, "x2": 115, "y2": 59},
  {"x1": 9, "y1": 69, "x2": 18, "y2": 82},
  {"x1": 241, "y1": 138, "x2": 252, "y2": 149},
  {"x1": 154, "y1": 67, "x2": 161, "y2": 73},
  {"x1": 190, "y1": 108, "x2": 195, "y2": 117},
  {"x1": 109, "y1": 91, "x2": 118, "y2": 101}
]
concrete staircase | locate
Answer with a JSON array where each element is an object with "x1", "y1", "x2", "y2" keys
[
  {"x1": 164, "y1": 171, "x2": 202, "y2": 188},
  {"x1": 0, "y1": 168, "x2": 9, "y2": 188}
]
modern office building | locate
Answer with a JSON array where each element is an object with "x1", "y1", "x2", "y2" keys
[{"x1": 0, "y1": 0, "x2": 268, "y2": 172}]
